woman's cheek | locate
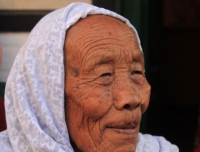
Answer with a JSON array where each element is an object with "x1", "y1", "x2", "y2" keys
[{"x1": 82, "y1": 87, "x2": 113, "y2": 119}]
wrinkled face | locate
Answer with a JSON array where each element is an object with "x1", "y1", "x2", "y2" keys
[{"x1": 64, "y1": 15, "x2": 151, "y2": 152}]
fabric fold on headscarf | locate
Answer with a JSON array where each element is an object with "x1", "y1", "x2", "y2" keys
[{"x1": 0, "y1": 2, "x2": 178, "y2": 152}]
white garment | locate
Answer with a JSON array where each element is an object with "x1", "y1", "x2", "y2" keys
[{"x1": 0, "y1": 2, "x2": 179, "y2": 152}]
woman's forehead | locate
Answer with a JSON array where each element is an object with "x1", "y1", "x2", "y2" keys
[
  {"x1": 64, "y1": 15, "x2": 143, "y2": 66},
  {"x1": 68, "y1": 15, "x2": 132, "y2": 32},
  {"x1": 66, "y1": 15, "x2": 137, "y2": 43}
]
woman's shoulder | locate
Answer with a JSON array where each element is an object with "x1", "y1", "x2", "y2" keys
[{"x1": 136, "y1": 133, "x2": 179, "y2": 152}]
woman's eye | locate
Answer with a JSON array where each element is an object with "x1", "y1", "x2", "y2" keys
[
  {"x1": 100, "y1": 72, "x2": 112, "y2": 77},
  {"x1": 131, "y1": 70, "x2": 142, "y2": 75},
  {"x1": 131, "y1": 70, "x2": 145, "y2": 84},
  {"x1": 98, "y1": 72, "x2": 113, "y2": 85}
]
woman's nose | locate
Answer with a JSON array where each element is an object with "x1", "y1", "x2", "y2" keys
[{"x1": 113, "y1": 81, "x2": 141, "y2": 111}]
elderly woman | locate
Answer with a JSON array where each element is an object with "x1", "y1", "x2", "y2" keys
[{"x1": 0, "y1": 2, "x2": 178, "y2": 152}]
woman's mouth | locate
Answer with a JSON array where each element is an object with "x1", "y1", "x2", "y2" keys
[{"x1": 107, "y1": 123, "x2": 138, "y2": 134}]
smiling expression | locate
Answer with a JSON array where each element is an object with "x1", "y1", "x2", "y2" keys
[{"x1": 64, "y1": 15, "x2": 151, "y2": 152}]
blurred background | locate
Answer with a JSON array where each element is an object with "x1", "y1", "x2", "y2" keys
[{"x1": 0, "y1": 0, "x2": 200, "y2": 151}]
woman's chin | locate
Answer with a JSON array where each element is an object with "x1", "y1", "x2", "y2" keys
[
  {"x1": 90, "y1": 129, "x2": 138, "y2": 152},
  {"x1": 71, "y1": 129, "x2": 138, "y2": 152}
]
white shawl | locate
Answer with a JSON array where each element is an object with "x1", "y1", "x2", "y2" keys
[{"x1": 0, "y1": 2, "x2": 179, "y2": 152}]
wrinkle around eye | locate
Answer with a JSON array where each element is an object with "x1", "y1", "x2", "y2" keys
[
  {"x1": 131, "y1": 70, "x2": 146, "y2": 85},
  {"x1": 97, "y1": 72, "x2": 113, "y2": 85}
]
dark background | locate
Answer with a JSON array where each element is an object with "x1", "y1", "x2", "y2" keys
[{"x1": 0, "y1": 0, "x2": 199, "y2": 151}]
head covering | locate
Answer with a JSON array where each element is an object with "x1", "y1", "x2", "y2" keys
[{"x1": 0, "y1": 2, "x2": 178, "y2": 152}]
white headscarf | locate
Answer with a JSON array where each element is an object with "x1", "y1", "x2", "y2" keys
[{"x1": 0, "y1": 2, "x2": 178, "y2": 152}]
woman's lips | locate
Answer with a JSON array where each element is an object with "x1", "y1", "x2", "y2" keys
[{"x1": 107, "y1": 123, "x2": 138, "y2": 134}]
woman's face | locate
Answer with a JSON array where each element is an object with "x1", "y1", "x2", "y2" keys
[{"x1": 65, "y1": 15, "x2": 151, "y2": 152}]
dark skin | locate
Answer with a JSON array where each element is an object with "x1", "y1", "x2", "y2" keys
[{"x1": 64, "y1": 15, "x2": 151, "y2": 152}]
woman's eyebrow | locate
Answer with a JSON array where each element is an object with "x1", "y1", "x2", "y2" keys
[
  {"x1": 92, "y1": 54, "x2": 143, "y2": 67},
  {"x1": 83, "y1": 55, "x2": 114, "y2": 72},
  {"x1": 132, "y1": 53, "x2": 143, "y2": 63},
  {"x1": 98, "y1": 57, "x2": 115, "y2": 65}
]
